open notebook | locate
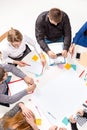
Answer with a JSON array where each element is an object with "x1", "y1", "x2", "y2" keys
[{"x1": 48, "y1": 42, "x2": 66, "y2": 65}]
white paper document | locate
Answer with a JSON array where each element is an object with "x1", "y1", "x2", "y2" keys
[
  {"x1": 23, "y1": 61, "x2": 43, "y2": 75},
  {"x1": 8, "y1": 79, "x2": 28, "y2": 95},
  {"x1": 48, "y1": 42, "x2": 63, "y2": 54},
  {"x1": 48, "y1": 42, "x2": 66, "y2": 65}
]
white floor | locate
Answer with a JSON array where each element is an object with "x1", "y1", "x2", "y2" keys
[{"x1": 0, "y1": 0, "x2": 87, "y2": 130}]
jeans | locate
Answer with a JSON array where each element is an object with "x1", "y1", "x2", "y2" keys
[{"x1": 44, "y1": 37, "x2": 64, "y2": 44}]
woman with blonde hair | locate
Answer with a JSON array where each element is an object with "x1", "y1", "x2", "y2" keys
[{"x1": 0, "y1": 28, "x2": 46, "y2": 67}]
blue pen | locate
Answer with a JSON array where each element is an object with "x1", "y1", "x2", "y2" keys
[{"x1": 48, "y1": 112, "x2": 56, "y2": 120}]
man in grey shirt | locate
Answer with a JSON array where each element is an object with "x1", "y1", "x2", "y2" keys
[{"x1": 0, "y1": 64, "x2": 36, "y2": 107}]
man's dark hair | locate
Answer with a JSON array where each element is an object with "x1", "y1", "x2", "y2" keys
[{"x1": 48, "y1": 8, "x2": 62, "y2": 23}]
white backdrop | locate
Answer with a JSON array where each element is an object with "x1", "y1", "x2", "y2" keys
[
  {"x1": 0, "y1": 1, "x2": 87, "y2": 129},
  {"x1": 0, "y1": 0, "x2": 87, "y2": 40}
]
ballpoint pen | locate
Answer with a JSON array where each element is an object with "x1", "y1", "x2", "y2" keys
[
  {"x1": 47, "y1": 112, "x2": 56, "y2": 120},
  {"x1": 35, "y1": 105, "x2": 41, "y2": 116}
]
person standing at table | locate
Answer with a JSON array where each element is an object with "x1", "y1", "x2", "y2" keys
[{"x1": 35, "y1": 8, "x2": 71, "y2": 59}]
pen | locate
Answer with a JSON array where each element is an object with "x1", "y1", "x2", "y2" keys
[
  {"x1": 47, "y1": 112, "x2": 56, "y2": 120},
  {"x1": 79, "y1": 70, "x2": 85, "y2": 78},
  {"x1": 35, "y1": 105, "x2": 41, "y2": 116},
  {"x1": 20, "y1": 61, "x2": 31, "y2": 66}
]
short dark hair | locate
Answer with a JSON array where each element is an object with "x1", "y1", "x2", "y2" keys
[
  {"x1": 0, "y1": 67, "x2": 5, "y2": 82},
  {"x1": 48, "y1": 8, "x2": 62, "y2": 23}
]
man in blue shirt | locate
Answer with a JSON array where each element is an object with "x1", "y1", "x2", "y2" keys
[{"x1": 69, "y1": 22, "x2": 87, "y2": 56}]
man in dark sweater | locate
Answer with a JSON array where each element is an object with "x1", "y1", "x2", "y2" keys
[{"x1": 35, "y1": 8, "x2": 71, "y2": 59}]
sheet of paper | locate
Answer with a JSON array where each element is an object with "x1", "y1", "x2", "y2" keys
[
  {"x1": 8, "y1": 79, "x2": 28, "y2": 95},
  {"x1": 48, "y1": 42, "x2": 63, "y2": 54},
  {"x1": 48, "y1": 42, "x2": 66, "y2": 65},
  {"x1": 23, "y1": 61, "x2": 43, "y2": 75},
  {"x1": 32, "y1": 69, "x2": 87, "y2": 124}
]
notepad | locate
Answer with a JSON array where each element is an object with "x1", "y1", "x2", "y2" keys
[
  {"x1": 48, "y1": 42, "x2": 66, "y2": 65},
  {"x1": 8, "y1": 79, "x2": 32, "y2": 96}
]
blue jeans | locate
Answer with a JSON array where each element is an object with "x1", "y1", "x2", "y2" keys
[{"x1": 44, "y1": 37, "x2": 64, "y2": 44}]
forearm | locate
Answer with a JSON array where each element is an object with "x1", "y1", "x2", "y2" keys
[
  {"x1": 64, "y1": 37, "x2": 71, "y2": 51},
  {"x1": 18, "y1": 102, "x2": 25, "y2": 111},
  {"x1": 3, "y1": 103, "x2": 21, "y2": 118},
  {"x1": 0, "y1": 90, "x2": 27, "y2": 104},
  {"x1": 83, "y1": 111, "x2": 87, "y2": 118},
  {"x1": 2, "y1": 64, "x2": 26, "y2": 78},
  {"x1": 31, "y1": 124, "x2": 39, "y2": 130},
  {"x1": 38, "y1": 39, "x2": 50, "y2": 53},
  {"x1": 70, "y1": 123, "x2": 78, "y2": 130}
]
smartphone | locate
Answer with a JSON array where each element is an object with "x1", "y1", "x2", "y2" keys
[{"x1": 76, "y1": 53, "x2": 81, "y2": 59}]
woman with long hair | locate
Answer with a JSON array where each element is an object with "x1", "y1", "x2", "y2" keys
[{"x1": 0, "y1": 102, "x2": 39, "y2": 130}]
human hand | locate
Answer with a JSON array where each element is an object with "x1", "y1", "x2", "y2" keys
[
  {"x1": 26, "y1": 83, "x2": 36, "y2": 93},
  {"x1": 24, "y1": 76, "x2": 34, "y2": 85},
  {"x1": 76, "y1": 109, "x2": 84, "y2": 116},
  {"x1": 13, "y1": 60, "x2": 26, "y2": 67},
  {"x1": 69, "y1": 44, "x2": 75, "y2": 57},
  {"x1": 48, "y1": 125, "x2": 58, "y2": 130},
  {"x1": 47, "y1": 50, "x2": 57, "y2": 59},
  {"x1": 25, "y1": 115, "x2": 39, "y2": 130},
  {"x1": 19, "y1": 102, "x2": 34, "y2": 117},
  {"x1": 39, "y1": 53, "x2": 47, "y2": 67},
  {"x1": 62, "y1": 50, "x2": 68, "y2": 58},
  {"x1": 69, "y1": 115, "x2": 76, "y2": 123},
  {"x1": 59, "y1": 127, "x2": 67, "y2": 130}
]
